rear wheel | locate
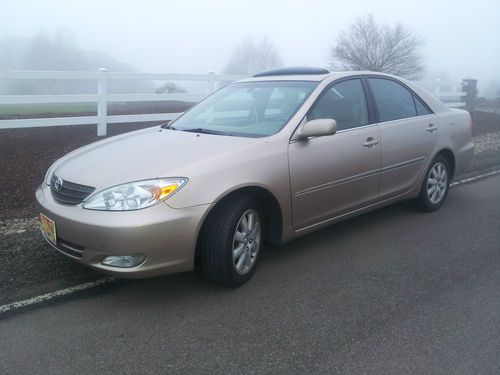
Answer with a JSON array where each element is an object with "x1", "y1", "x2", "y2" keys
[
  {"x1": 415, "y1": 155, "x2": 450, "y2": 211},
  {"x1": 200, "y1": 196, "x2": 263, "y2": 287}
]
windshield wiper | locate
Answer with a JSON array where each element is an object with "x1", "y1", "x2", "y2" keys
[
  {"x1": 180, "y1": 128, "x2": 231, "y2": 136},
  {"x1": 160, "y1": 122, "x2": 174, "y2": 129}
]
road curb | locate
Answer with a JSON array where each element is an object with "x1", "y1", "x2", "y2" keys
[{"x1": 0, "y1": 277, "x2": 116, "y2": 316}]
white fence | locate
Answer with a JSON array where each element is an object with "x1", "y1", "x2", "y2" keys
[
  {"x1": 414, "y1": 79, "x2": 467, "y2": 109},
  {"x1": 0, "y1": 70, "x2": 467, "y2": 136},
  {"x1": 0, "y1": 69, "x2": 244, "y2": 136}
]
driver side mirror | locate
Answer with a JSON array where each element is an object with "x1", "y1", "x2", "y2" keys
[{"x1": 293, "y1": 119, "x2": 337, "y2": 140}]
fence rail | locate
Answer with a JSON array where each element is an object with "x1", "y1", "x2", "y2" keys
[
  {"x1": 0, "y1": 69, "x2": 245, "y2": 135},
  {"x1": 0, "y1": 70, "x2": 244, "y2": 81},
  {"x1": 1, "y1": 70, "x2": 467, "y2": 136},
  {"x1": 414, "y1": 80, "x2": 467, "y2": 109}
]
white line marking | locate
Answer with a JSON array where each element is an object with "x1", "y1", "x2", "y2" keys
[
  {"x1": 1, "y1": 168, "x2": 500, "y2": 315},
  {"x1": 451, "y1": 168, "x2": 500, "y2": 187},
  {"x1": 0, "y1": 277, "x2": 115, "y2": 314}
]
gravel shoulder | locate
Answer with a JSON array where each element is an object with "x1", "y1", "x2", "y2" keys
[
  {"x1": 458, "y1": 131, "x2": 500, "y2": 179},
  {"x1": 0, "y1": 224, "x2": 103, "y2": 305}
]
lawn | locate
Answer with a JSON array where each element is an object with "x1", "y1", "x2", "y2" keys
[{"x1": 0, "y1": 103, "x2": 97, "y2": 116}]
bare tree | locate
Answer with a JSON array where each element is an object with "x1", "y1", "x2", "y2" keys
[
  {"x1": 329, "y1": 15, "x2": 424, "y2": 79},
  {"x1": 224, "y1": 37, "x2": 283, "y2": 75},
  {"x1": 23, "y1": 31, "x2": 81, "y2": 71},
  {"x1": 0, "y1": 31, "x2": 153, "y2": 94}
]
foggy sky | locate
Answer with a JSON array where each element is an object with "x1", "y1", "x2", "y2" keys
[{"x1": 1, "y1": 0, "x2": 499, "y2": 88}]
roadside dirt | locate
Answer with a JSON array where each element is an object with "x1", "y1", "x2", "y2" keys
[{"x1": 0, "y1": 122, "x2": 161, "y2": 219}]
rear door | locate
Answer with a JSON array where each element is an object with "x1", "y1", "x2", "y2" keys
[
  {"x1": 288, "y1": 78, "x2": 381, "y2": 230},
  {"x1": 367, "y1": 77, "x2": 439, "y2": 200}
]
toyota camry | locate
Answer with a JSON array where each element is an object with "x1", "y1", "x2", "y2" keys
[{"x1": 37, "y1": 67, "x2": 474, "y2": 286}]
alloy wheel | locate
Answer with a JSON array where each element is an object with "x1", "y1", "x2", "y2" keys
[
  {"x1": 427, "y1": 162, "x2": 448, "y2": 204},
  {"x1": 232, "y1": 209, "x2": 261, "y2": 275}
]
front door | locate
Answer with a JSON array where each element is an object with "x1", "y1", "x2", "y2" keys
[{"x1": 288, "y1": 78, "x2": 381, "y2": 230}]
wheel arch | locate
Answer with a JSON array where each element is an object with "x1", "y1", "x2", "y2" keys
[
  {"x1": 194, "y1": 185, "x2": 284, "y2": 263},
  {"x1": 435, "y1": 148, "x2": 456, "y2": 179}
]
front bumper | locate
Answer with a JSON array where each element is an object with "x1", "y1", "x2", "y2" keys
[{"x1": 36, "y1": 184, "x2": 212, "y2": 278}]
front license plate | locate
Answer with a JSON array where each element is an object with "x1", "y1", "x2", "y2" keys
[{"x1": 40, "y1": 213, "x2": 57, "y2": 245}]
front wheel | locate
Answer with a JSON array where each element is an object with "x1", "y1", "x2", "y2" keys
[
  {"x1": 199, "y1": 196, "x2": 263, "y2": 287},
  {"x1": 415, "y1": 155, "x2": 450, "y2": 212}
]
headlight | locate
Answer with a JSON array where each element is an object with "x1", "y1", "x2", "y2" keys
[{"x1": 83, "y1": 178, "x2": 188, "y2": 211}]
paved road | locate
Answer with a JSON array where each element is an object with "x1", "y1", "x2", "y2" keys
[{"x1": 1, "y1": 175, "x2": 499, "y2": 374}]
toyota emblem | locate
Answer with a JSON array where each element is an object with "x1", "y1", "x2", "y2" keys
[{"x1": 54, "y1": 177, "x2": 63, "y2": 191}]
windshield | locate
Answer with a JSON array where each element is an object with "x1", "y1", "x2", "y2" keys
[{"x1": 170, "y1": 81, "x2": 318, "y2": 137}]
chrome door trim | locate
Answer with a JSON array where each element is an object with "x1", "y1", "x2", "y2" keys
[
  {"x1": 380, "y1": 156, "x2": 426, "y2": 173},
  {"x1": 294, "y1": 168, "x2": 380, "y2": 197},
  {"x1": 294, "y1": 188, "x2": 412, "y2": 234}
]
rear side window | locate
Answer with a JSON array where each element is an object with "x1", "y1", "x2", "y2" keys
[
  {"x1": 309, "y1": 79, "x2": 369, "y2": 131},
  {"x1": 414, "y1": 96, "x2": 432, "y2": 116},
  {"x1": 368, "y1": 78, "x2": 417, "y2": 122}
]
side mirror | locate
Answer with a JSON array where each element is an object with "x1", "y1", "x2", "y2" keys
[{"x1": 294, "y1": 119, "x2": 337, "y2": 140}]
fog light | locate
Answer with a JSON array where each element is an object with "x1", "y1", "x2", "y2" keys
[{"x1": 101, "y1": 255, "x2": 146, "y2": 268}]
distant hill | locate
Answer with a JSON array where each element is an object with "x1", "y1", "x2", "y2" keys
[{"x1": 0, "y1": 35, "x2": 153, "y2": 94}]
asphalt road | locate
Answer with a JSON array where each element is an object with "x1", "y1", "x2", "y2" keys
[{"x1": 1, "y1": 175, "x2": 499, "y2": 374}]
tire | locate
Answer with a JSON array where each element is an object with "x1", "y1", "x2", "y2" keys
[
  {"x1": 415, "y1": 155, "x2": 451, "y2": 212},
  {"x1": 200, "y1": 196, "x2": 263, "y2": 287}
]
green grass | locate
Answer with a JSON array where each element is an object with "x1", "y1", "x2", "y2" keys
[{"x1": 0, "y1": 103, "x2": 97, "y2": 116}]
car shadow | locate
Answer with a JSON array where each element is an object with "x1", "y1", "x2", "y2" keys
[{"x1": 99, "y1": 200, "x2": 418, "y2": 300}]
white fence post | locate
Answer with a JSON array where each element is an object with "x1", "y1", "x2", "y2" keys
[
  {"x1": 207, "y1": 71, "x2": 215, "y2": 93},
  {"x1": 97, "y1": 68, "x2": 108, "y2": 136}
]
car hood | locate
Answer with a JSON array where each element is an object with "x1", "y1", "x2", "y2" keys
[{"x1": 53, "y1": 127, "x2": 256, "y2": 189}]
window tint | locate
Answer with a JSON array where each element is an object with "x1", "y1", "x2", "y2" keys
[
  {"x1": 414, "y1": 96, "x2": 432, "y2": 116},
  {"x1": 368, "y1": 78, "x2": 417, "y2": 122},
  {"x1": 309, "y1": 79, "x2": 369, "y2": 131}
]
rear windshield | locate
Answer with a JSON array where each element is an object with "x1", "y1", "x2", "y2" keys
[{"x1": 171, "y1": 81, "x2": 318, "y2": 137}]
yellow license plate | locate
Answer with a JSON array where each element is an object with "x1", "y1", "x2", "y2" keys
[{"x1": 40, "y1": 213, "x2": 57, "y2": 245}]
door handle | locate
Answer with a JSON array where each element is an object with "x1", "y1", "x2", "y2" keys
[
  {"x1": 426, "y1": 123, "x2": 438, "y2": 133},
  {"x1": 363, "y1": 137, "x2": 379, "y2": 147}
]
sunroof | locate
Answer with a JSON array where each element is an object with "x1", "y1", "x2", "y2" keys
[{"x1": 253, "y1": 67, "x2": 330, "y2": 78}]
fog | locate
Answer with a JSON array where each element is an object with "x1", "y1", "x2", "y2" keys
[{"x1": 1, "y1": 0, "x2": 499, "y2": 92}]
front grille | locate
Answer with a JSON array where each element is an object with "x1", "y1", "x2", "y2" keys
[{"x1": 50, "y1": 175, "x2": 95, "y2": 205}]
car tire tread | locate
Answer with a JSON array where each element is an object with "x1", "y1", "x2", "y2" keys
[{"x1": 200, "y1": 196, "x2": 262, "y2": 287}]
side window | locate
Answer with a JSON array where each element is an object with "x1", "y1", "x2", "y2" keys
[
  {"x1": 308, "y1": 79, "x2": 369, "y2": 131},
  {"x1": 414, "y1": 96, "x2": 432, "y2": 116},
  {"x1": 368, "y1": 78, "x2": 417, "y2": 122}
]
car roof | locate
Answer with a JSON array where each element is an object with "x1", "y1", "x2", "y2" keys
[
  {"x1": 239, "y1": 68, "x2": 399, "y2": 83},
  {"x1": 252, "y1": 66, "x2": 330, "y2": 77}
]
